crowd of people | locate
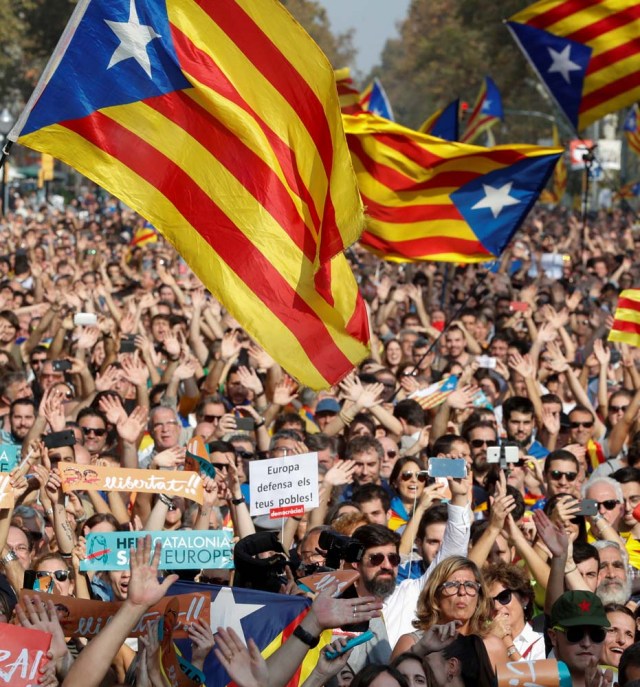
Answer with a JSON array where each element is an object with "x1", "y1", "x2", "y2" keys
[{"x1": 1, "y1": 191, "x2": 640, "y2": 687}]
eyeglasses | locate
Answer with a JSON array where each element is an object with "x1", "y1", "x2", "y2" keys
[
  {"x1": 36, "y1": 570, "x2": 71, "y2": 582},
  {"x1": 570, "y1": 421, "x2": 594, "y2": 429},
  {"x1": 365, "y1": 552, "x2": 401, "y2": 567},
  {"x1": 609, "y1": 405, "x2": 629, "y2": 413},
  {"x1": 596, "y1": 499, "x2": 620, "y2": 511},
  {"x1": 81, "y1": 427, "x2": 107, "y2": 437},
  {"x1": 493, "y1": 589, "x2": 514, "y2": 606},
  {"x1": 152, "y1": 421, "x2": 179, "y2": 430},
  {"x1": 470, "y1": 439, "x2": 495, "y2": 448},
  {"x1": 235, "y1": 450, "x2": 255, "y2": 460},
  {"x1": 385, "y1": 450, "x2": 397, "y2": 459},
  {"x1": 439, "y1": 580, "x2": 481, "y2": 597},
  {"x1": 553, "y1": 625, "x2": 606, "y2": 644},
  {"x1": 400, "y1": 470, "x2": 428, "y2": 483},
  {"x1": 549, "y1": 470, "x2": 578, "y2": 482},
  {"x1": 202, "y1": 414, "x2": 223, "y2": 423}
]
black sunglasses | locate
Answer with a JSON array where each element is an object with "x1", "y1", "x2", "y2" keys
[
  {"x1": 570, "y1": 421, "x2": 594, "y2": 429},
  {"x1": 596, "y1": 499, "x2": 620, "y2": 511},
  {"x1": 493, "y1": 589, "x2": 514, "y2": 606},
  {"x1": 554, "y1": 625, "x2": 606, "y2": 644},
  {"x1": 609, "y1": 405, "x2": 629, "y2": 413},
  {"x1": 549, "y1": 469, "x2": 577, "y2": 482},
  {"x1": 235, "y1": 450, "x2": 255, "y2": 460},
  {"x1": 470, "y1": 439, "x2": 495, "y2": 448},
  {"x1": 400, "y1": 470, "x2": 428, "y2": 483},
  {"x1": 385, "y1": 450, "x2": 398, "y2": 458},
  {"x1": 366, "y1": 552, "x2": 401, "y2": 567},
  {"x1": 81, "y1": 427, "x2": 107, "y2": 437},
  {"x1": 36, "y1": 569, "x2": 71, "y2": 582},
  {"x1": 202, "y1": 414, "x2": 223, "y2": 423}
]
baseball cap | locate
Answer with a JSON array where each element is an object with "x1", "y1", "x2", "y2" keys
[
  {"x1": 550, "y1": 590, "x2": 611, "y2": 629},
  {"x1": 315, "y1": 398, "x2": 341, "y2": 415}
]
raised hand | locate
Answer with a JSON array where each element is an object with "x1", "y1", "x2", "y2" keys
[
  {"x1": 98, "y1": 394, "x2": 127, "y2": 426},
  {"x1": 532, "y1": 509, "x2": 568, "y2": 558},
  {"x1": 236, "y1": 366, "x2": 264, "y2": 396},
  {"x1": 324, "y1": 459, "x2": 356, "y2": 487},
  {"x1": 118, "y1": 405, "x2": 149, "y2": 445},
  {"x1": 126, "y1": 536, "x2": 179, "y2": 610},
  {"x1": 272, "y1": 376, "x2": 299, "y2": 406},
  {"x1": 17, "y1": 596, "x2": 69, "y2": 662},
  {"x1": 152, "y1": 446, "x2": 186, "y2": 470},
  {"x1": 187, "y1": 618, "x2": 215, "y2": 670},
  {"x1": 213, "y1": 627, "x2": 268, "y2": 687}
]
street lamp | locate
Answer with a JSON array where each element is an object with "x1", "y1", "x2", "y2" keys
[{"x1": 0, "y1": 108, "x2": 14, "y2": 217}]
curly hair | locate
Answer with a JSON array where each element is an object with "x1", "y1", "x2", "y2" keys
[
  {"x1": 413, "y1": 556, "x2": 492, "y2": 636},
  {"x1": 483, "y1": 561, "x2": 535, "y2": 622}
]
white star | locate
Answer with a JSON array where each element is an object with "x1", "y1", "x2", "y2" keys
[
  {"x1": 471, "y1": 182, "x2": 521, "y2": 218},
  {"x1": 547, "y1": 45, "x2": 581, "y2": 83},
  {"x1": 105, "y1": 0, "x2": 161, "y2": 78},
  {"x1": 481, "y1": 99, "x2": 492, "y2": 113},
  {"x1": 209, "y1": 587, "x2": 264, "y2": 645}
]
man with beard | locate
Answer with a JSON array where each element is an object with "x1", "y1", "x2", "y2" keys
[
  {"x1": 464, "y1": 420, "x2": 498, "y2": 498},
  {"x1": 594, "y1": 541, "x2": 631, "y2": 606},
  {"x1": 503, "y1": 396, "x2": 549, "y2": 459},
  {"x1": 1, "y1": 399, "x2": 36, "y2": 446}
]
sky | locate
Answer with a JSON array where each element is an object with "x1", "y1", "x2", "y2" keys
[{"x1": 317, "y1": 0, "x2": 412, "y2": 76}]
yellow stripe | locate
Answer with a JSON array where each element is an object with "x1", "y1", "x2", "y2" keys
[
  {"x1": 21, "y1": 124, "x2": 367, "y2": 388},
  {"x1": 620, "y1": 289, "x2": 640, "y2": 302},
  {"x1": 613, "y1": 307, "x2": 640, "y2": 325},
  {"x1": 609, "y1": 330, "x2": 640, "y2": 347},
  {"x1": 364, "y1": 217, "x2": 476, "y2": 243},
  {"x1": 362, "y1": 243, "x2": 491, "y2": 264}
]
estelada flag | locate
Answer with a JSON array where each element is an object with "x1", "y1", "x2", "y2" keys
[
  {"x1": 420, "y1": 99, "x2": 460, "y2": 142},
  {"x1": 609, "y1": 289, "x2": 640, "y2": 348},
  {"x1": 460, "y1": 76, "x2": 503, "y2": 144},
  {"x1": 10, "y1": 0, "x2": 370, "y2": 390}
]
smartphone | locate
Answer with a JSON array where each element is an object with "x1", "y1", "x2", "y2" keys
[
  {"x1": 428, "y1": 457, "x2": 467, "y2": 479},
  {"x1": 235, "y1": 417, "x2": 256, "y2": 431},
  {"x1": 119, "y1": 335, "x2": 136, "y2": 354},
  {"x1": 74, "y1": 312, "x2": 97, "y2": 327},
  {"x1": 487, "y1": 445, "x2": 520, "y2": 464},
  {"x1": 237, "y1": 348, "x2": 250, "y2": 368},
  {"x1": 509, "y1": 301, "x2": 529, "y2": 312},
  {"x1": 51, "y1": 359, "x2": 72, "y2": 372},
  {"x1": 476, "y1": 355, "x2": 497, "y2": 369},
  {"x1": 576, "y1": 499, "x2": 598, "y2": 517},
  {"x1": 43, "y1": 429, "x2": 77, "y2": 450}
]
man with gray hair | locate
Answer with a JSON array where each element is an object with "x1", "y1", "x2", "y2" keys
[
  {"x1": 582, "y1": 475, "x2": 624, "y2": 531},
  {"x1": 593, "y1": 540, "x2": 631, "y2": 605}
]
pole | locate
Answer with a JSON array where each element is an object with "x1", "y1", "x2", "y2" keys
[
  {"x1": 0, "y1": 140, "x2": 12, "y2": 218},
  {"x1": 580, "y1": 145, "x2": 596, "y2": 255}
]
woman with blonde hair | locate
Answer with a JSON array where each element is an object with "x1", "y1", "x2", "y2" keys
[{"x1": 391, "y1": 556, "x2": 508, "y2": 667}]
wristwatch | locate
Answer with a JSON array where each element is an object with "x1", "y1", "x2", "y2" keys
[
  {"x1": 1, "y1": 551, "x2": 18, "y2": 566},
  {"x1": 293, "y1": 625, "x2": 320, "y2": 648},
  {"x1": 506, "y1": 645, "x2": 518, "y2": 658}
]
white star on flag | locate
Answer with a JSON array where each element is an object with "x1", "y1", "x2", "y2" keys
[
  {"x1": 105, "y1": 0, "x2": 161, "y2": 78},
  {"x1": 547, "y1": 45, "x2": 581, "y2": 83},
  {"x1": 481, "y1": 99, "x2": 492, "y2": 113},
  {"x1": 472, "y1": 182, "x2": 521, "y2": 218},
  {"x1": 209, "y1": 587, "x2": 264, "y2": 645}
]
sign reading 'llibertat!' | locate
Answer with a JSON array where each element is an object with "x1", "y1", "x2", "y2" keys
[
  {"x1": 80, "y1": 531, "x2": 234, "y2": 571},
  {"x1": 249, "y1": 452, "x2": 319, "y2": 517}
]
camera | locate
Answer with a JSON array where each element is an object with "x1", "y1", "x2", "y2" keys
[{"x1": 318, "y1": 530, "x2": 364, "y2": 570}]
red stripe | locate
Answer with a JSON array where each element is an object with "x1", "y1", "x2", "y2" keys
[
  {"x1": 361, "y1": 194, "x2": 463, "y2": 223},
  {"x1": 612, "y1": 319, "x2": 640, "y2": 335},
  {"x1": 616, "y1": 296, "x2": 640, "y2": 311},
  {"x1": 370, "y1": 132, "x2": 445, "y2": 168},
  {"x1": 465, "y1": 85, "x2": 487, "y2": 126},
  {"x1": 64, "y1": 112, "x2": 361, "y2": 380},
  {"x1": 566, "y1": 5, "x2": 640, "y2": 44},
  {"x1": 525, "y1": 0, "x2": 604, "y2": 31},
  {"x1": 461, "y1": 115, "x2": 497, "y2": 143},
  {"x1": 579, "y1": 68, "x2": 640, "y2": 114},
  {"x1": 588, "y1": 38, "x2": 640, "y2": 75},
  {"x1": 361, "y1": 228, "x2": 491, "y2": 259},
  {"x1": 147, "y1": 91, "x2": 318, "y2": 263}
]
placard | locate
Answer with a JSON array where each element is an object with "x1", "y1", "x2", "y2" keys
[
  {"x1": 18, "y1": 591, "x2": 210, "y2": 640},
  {"x1": 0, "y1": 622, "x2": 51, "y2": 687},
  {"x1": 249, "y1": 452, "x2": 318, "y2": 517},
  {"x1": 298, "y1": 570, "x2": 359, "y2": 594},
  {"x1": 185, "y1": 436, "x2": 216, "y2": 480},
  {"x1": 81, "y1": 530, "x2": 234, "y2": 571},
  {"x1": 0, "y1": 445, "x2": 18, "y2": 473},
  {"x1": 497, "y1": 660, "x2": 571, "y2": 687},
  {"x1": 159, "y1": 598, "x2": 205, "y2": 687},
  {"x1": 59, "y1": 463, "x2": 204, "y2": 504},
  {"x1": 0, "y1": 474, "x2": 14, "y2": 508}
]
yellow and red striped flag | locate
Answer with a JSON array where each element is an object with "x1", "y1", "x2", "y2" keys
[
  {"x1": 624, "y1": 105, "x2": 640, "y2": 157},
  {"x1": 460, "y1": 77, "x2": 503, "y2": 144},
  {"x1": 540, "y1": 125, "x2": 567, "y2": 204},
  {"x1": 507, "y1": 0, "x2": 640, "y2": 133},
  {"x1": 12, "y1": 0, "x2": 370, "y2": 389},
  {"x1": 343, "y1": 112, "x2": 562, "y2": 263},
  {"x1": 335, "y1": 68, "x2": 364, "y2": 115},
  {"x1": 609, "y1": 289, "x2": 640, "y2": 348}
]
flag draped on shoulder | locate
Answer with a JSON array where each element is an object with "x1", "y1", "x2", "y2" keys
[
  {"x1": 609, "y1": 289, "x2": 640, "y2": 348},
  {"x1": 343, "y1": 112, "x2": 562, "y2": 263},
  {"x1": 11, "y1": 0, "x2": 370, "y2": 390},
  {"x1": 624, "y1": 105, "x2": 640, "y2": 157},
  {"x1": 506, "y1": 0, "x2": 640, "y2": 133},
  {"x1": 359, "y1": 78, "x2": 394, "y2": 120},
  {"x1": 420, "y1": 100, "x2": 460, "y2": 141},
  {"x1": 460, "y1": 77, "x2": 503, "y2": 144}
]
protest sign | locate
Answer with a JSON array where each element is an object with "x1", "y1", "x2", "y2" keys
[
  {"x1": 81, "y1": 530, "x2": 234, "y2": 571},
  {"x1": 185, "y1": 436, "x2": 216, "y2": 480},
  {"x1": 0, "y1": 622, "x2": 51, "y2": 687},
  {"x1": 0, "y1": 445, "x2": 18, "y2": 473},
  {"x1": 497, "y1": 660, "x2": 571, "y2": 687},
  {"x1": 58, "y1": 463, "x2": 204, "y2": 504},
  {"x1": 18, "y1": 591, "x2": 210, "y2": 639},
  {"x1": 159, "y1": 598, "x2": 205, "y2": 687},
  {"x1": 249, "y1": 452, "x2": 318, "y2": 517},
  {"x1": 298, "y1": 570, "x2": 359, "y2": 594},
  {"x1": 0, "y1": 474, "x2": 14, "y2": 509}
]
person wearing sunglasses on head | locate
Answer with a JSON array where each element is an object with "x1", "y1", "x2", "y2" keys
[
  {"x1": 548, "y1": 590, "x2": 611, "y2": 687},
  {"x1": 484, "y1": 561, "x2": 545, "y2": 661},
  {"x1": 33, "y1": 552, "x2": 75, "y2": 597}
]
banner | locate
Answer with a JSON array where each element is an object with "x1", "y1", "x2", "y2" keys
[
  {"x1": 298, "y1": 570, "x2": 359, "y2": 594},
  {"x1": 159, "y1": 597, "x2": 205, "y2": 687},
  {"x1": 0, "y1": 445, "x2": 18, "y2": 472},
  {"x1": 59, "y1": 463, "x2": 204, "y2": 504},
  {"x1": 0, "y1": 474, "x2": 14, "y2": 508},
  {"x1": 0, "y1": 622, "x2": 51, "y2": 687},
  {"x1": 81, "y1": 530, "x2": 234, "y2": 571},
  {"x1": 249, "y1": 452, "x2": 319, "y2": 517},
  {"x1": 18, "y1": 591, "x2": 209, "y2": 639},
  {"x1": 497, "y1": 660, "x2": 572, "y2": 687}
]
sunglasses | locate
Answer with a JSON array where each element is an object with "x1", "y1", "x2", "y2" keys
[
  {"x1": 609, "y1": 405, "x2": 629, "y2": 413},
  {"x1": 235, "y1": 450, "x2": 255, "y2": 460},
  {"x1": 553, "y1": 625, "x2": 606, "y2": 644},
  {"x1": 36, "y1": 570, "x2": 71, "y2": 582},
  {"x1": 596, "y1": 499, "x2": 620, "y2": 511},
  {"x1": 400, "y1": 470, "x2": 428, "y2": 483},
  {"x1": 439, "y1": 580, "x2": 481, "y2": 597},
  {"x1": 366, "y1": 552, "x2": 401, "y2": 567},
  {"x1": 493, "y1": 589, "x2": 514, "y2": 605},
  {"x1": 570, "y1": 421, "x2": 594, "y2": 429},
  {"x1": 202, "y1": 414, "x2": 223, "y2": 423},
  {"x1": 81, "y1": 427, "x2": 107, "y2": 437},
  {"x1": 211, "y1": 462, "x2": 230, "y2": 470},
  {"x1": 470, "y1": 439, "x2": 495, "y2": 448},
  {"x1": 549, "y1": 470, "x2": 577, "y2": 482}
]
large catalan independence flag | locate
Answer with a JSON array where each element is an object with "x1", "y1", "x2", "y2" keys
[
  {"x1": 11, "y1": 0, "x2": 370, "y2": 390},
  {"x1": 609, "y1": 289, "x2": 640, "y2": 348},
  {"x1": 343, "y1": 112, "x2": 562, "y2": 263},
  {"x1": 506, "y1": 0, "x2": 640, "y2": 133}
]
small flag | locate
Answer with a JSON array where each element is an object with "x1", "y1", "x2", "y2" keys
[
  {"x1": 359, "y1": 78, "x2": 394, "y2": 120},
  {"x1": 506, "y1": 0, "x2": 640, "y2": 133},
  {"x1": 540, "y1": 125, "x2": 566, "y2": 204},
  {"x1": 420, "y1": 99, "x2": 459, "y2": 141},
  {"x1": 460, "y1": 77, "x2": 503, "y2": 144},
  {"x1": 410, "y1": 375, "x2": 458, "y2": 410},
  {"x1": 609, "y1": 289, "x2": 640, "y2": 348},
  {"x1": 614, "y1": 180, "x2": 640, "y2": 201},
  {"x1": 586, "y1": 438, "x2": 605, "y2": 473},
  {"x1": 624, "y1": 105, "x2": 640, "y2": 157},
  {"x1": 131, "y1": 221, "x2": 158, "y2": 247}
]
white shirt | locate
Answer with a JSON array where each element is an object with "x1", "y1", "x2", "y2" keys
[
  {"x1": 513, "y1": 622, "x2": 545, "y2": 660},
  {"x1": 384, "y1": 502, "x2": 471, "y2": 647}
]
